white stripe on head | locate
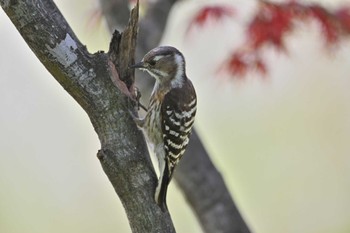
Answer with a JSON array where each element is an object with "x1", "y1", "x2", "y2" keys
[
  {"x1": 171, "y1": 54, "x2": 185, "y2": 88},
  {"x1": 153, "y1": 55, "x2": 163, "y2": 61}
]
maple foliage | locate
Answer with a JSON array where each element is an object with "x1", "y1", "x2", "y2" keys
[
  {"x1": 188, "y1": 1, "x2": 350, "y2": 78},
  {"x1": 186, "y1": 5, "x2": 235, "y2": 34}
]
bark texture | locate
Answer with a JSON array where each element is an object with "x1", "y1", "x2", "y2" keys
[{"x1": 1, "y1": 0, "x2": 175, "y2": 232}]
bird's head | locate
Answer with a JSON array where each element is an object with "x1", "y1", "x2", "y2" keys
[{"x1": 130, "y1": 46, "x2": 186, "y2": 88}]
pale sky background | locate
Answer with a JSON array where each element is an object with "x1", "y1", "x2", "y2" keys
[{"x1": 1, "y1": 0, "x2": 350, "y2": 233}]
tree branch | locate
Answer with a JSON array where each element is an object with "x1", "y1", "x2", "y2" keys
[
  {"x1": 1, "y1": 0, "x2": 175, "y2": 232},
  {"x1": 175, "y1": 131, "x2": 250, "y2": 233},
  {"x1": 98, "y1": 0, "x2": 251, "y2": 232}
]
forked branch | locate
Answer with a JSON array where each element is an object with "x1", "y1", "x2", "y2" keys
[{"x1": 1, "y1": 0, "x2": 175, "y2": 232}]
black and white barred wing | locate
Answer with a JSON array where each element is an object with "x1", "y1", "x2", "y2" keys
[{"x1": 161, "y1": 83, "x2": 197, "y2": 178}]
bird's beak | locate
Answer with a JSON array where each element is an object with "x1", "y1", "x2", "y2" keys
[{"x1": 129, "y1": 62, "x2": 144, "y2": 69}]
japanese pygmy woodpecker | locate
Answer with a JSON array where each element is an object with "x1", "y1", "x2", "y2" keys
[{"x1": 130, "y1": 46, "x2": 197, "y2": 210}]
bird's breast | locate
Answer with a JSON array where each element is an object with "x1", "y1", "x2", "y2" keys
[{"x1": 143, "y1": 99, "x2": 163, "y2": 152}]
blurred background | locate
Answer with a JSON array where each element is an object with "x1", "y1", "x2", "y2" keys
[{"x1": 1, "y1": 0, "x2": 350, "y2": 232}]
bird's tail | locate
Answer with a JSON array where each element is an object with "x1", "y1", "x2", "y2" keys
[{"x1": 155, "y1": 163, "x2": 171, "y2": 211}]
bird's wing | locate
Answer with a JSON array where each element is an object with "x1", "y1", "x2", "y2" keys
[{"x1": 160, "y1": 80, "x2": 197, "y2": 178}]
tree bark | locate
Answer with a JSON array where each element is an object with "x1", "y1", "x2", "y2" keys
[
  {"x1": 98, "y1": 0, "x2": 251, "y2": 232},
  {"x1": 1, "y1": 0, "x2": 175, "y2": 232}
]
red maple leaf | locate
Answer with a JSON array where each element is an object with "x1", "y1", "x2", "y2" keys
[
  {"x1": 335, "y1": 7, "x2": 350, "y2": 33},
  {"x1": 186, "y1": 5, "x2": 235, "y2": 34},
  {"x1": 309, "y1": 5, "x2": 338, "y2": 44},
  {"x1": 226, "y1": 53, "x2": 248, "y2": 77},
  {"x1": 248, "y1": 1, "x2": 294, "y2": 50},
  {"x1": 254, "y1": 59, "x2": 268, "y2": 75},
  {"x1": 218, "y1": 52, "x2": 267, "y2": 79}
]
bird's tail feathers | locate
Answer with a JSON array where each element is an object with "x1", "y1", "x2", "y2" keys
[{"x1": 155, "y1": 163, "x2": 171, "y2": 211}]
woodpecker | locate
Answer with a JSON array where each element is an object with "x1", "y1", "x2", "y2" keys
[{"x1": 130, "y1": 46, "x2": 197, "y2": 211}]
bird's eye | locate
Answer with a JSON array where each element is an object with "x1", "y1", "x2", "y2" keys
[{"x1": 149, "y1": 60, "x2": 156, "y2": 66}]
